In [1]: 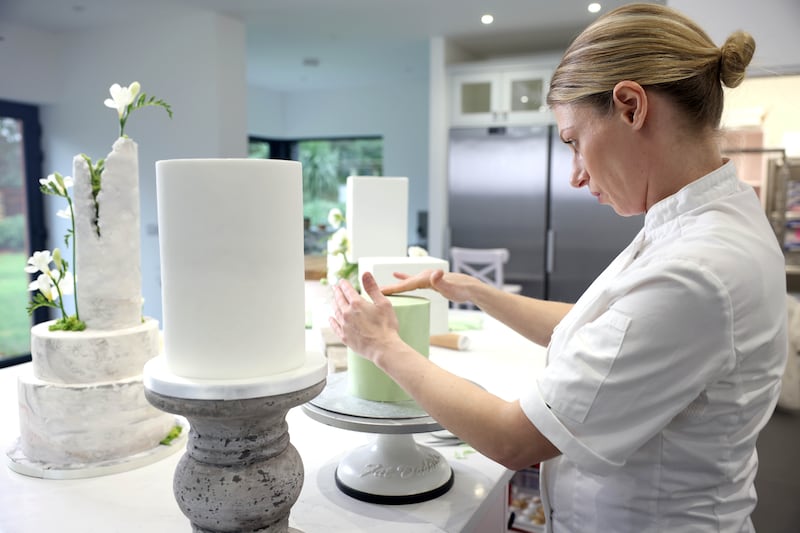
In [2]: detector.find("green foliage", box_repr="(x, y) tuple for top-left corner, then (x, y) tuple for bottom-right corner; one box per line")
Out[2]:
(0, 214), (25, 251)
(48, 314), (86, 332)
(0, 252), (32, 358)
(299, 141), (339, 202)
(248, 141), (270, 159)
(303, 198), (342, 228)
(26, 291), (58, 315)
(120, 93), (173, 138)
(160, 424), (183, 445)
(297, 138), (384, 227)
(80, 154), (105, 237)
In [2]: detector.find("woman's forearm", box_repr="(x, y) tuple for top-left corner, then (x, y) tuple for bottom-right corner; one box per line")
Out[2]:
(376, 342), (560, 470)
(466, 283), (574, 346)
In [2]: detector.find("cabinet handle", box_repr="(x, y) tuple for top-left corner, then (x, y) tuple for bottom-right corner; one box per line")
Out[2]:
(546, 229), (555, 274)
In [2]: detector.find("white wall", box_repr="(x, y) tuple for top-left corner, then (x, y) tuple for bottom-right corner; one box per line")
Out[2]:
(2, 10), (247, 323)
(248, 72), (431, 247)
(0, 23), (62, 104)
(247, 87), (287, 137)
(669, 0), (800, 75)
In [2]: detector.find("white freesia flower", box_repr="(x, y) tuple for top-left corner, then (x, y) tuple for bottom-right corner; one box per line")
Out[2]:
(104, 81), (141, 117)
(28, 274), (55, 301)
(327, 250), (346, 276)
(323, 219), (358, 288)
(39, 175), (61, 194)
(408, 246), (428, 257)
(24, 250), (53, 274)
(328, 227), (349, 254)
(327, 208), (344, 229)
(39, 173), (73, 196)
(56, 206), (72, 219)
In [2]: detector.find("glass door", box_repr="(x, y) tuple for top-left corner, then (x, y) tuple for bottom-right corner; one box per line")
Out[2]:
(0, 101), (45, 367)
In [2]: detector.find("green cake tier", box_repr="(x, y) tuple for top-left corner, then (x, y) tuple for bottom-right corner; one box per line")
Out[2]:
(347, 295), (430, 402)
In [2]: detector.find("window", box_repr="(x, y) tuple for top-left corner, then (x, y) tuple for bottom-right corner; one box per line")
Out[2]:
(248, 136), (383, 254)
(0, 101), (46, 367)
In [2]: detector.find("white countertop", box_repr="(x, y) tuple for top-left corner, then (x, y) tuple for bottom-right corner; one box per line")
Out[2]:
(1, 310), (546, 532)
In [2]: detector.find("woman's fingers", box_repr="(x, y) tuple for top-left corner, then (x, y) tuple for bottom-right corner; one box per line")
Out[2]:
(336, 278), (359, 303)
(382, 269), (441, 294)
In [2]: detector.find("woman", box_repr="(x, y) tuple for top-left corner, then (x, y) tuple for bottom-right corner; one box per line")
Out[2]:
(329, 3), (787, 531)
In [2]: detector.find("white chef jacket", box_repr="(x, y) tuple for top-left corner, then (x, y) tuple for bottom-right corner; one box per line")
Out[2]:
(521, 161), (788, 532)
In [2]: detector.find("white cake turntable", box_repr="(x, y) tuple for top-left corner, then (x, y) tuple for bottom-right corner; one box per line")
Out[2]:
(302, 371), (455, 504)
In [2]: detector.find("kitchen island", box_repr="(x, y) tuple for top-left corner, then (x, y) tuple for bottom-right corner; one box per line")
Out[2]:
(1, 309), (546, 532)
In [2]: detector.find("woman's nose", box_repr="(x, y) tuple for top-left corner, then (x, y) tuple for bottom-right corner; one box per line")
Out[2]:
(570, 154), (588, 188)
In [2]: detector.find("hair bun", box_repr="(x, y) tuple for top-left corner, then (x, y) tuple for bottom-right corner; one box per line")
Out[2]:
(720, 30), (755, 88)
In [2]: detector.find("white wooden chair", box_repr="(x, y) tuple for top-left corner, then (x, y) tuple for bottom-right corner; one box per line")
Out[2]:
(450, 247), (522, 309)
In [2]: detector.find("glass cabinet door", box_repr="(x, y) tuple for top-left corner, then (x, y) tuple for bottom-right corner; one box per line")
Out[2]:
(459, 80), (493, 114)
(508, 77), (544, 112)
(450, 67), (553, 127)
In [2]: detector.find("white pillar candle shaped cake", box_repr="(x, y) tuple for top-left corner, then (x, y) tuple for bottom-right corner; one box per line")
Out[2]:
(347, 295), (430, 402)
(156, 159), (306, 380)
(346, 176), (408, 262)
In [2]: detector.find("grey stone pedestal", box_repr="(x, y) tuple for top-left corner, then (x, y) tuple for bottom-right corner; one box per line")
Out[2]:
(145, 380), (325, 533)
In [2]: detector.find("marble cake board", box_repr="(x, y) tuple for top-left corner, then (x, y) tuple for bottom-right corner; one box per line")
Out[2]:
(5, 416), (188, 480)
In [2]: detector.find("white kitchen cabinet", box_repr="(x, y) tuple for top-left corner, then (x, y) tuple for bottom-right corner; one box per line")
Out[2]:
(450, 66), (554, 127)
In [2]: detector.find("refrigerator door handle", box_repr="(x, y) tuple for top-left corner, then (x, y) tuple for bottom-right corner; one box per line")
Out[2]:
(546, 229), (555, 274)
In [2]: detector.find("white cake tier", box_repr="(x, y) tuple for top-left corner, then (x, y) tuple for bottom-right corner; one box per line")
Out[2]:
(346, 176), (409, 262)
(17, 369), (175, 465)
(30, 318), (159, 384)
(73, 137), (143, 330)
(156, 159), (306, 380)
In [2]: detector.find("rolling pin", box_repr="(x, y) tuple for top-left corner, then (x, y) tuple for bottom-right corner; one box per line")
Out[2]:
(430, 333), (470, 351)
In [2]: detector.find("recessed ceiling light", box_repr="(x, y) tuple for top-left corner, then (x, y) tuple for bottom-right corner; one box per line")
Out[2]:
(588, 3), (602, 13)
(481, 14), (494, 25)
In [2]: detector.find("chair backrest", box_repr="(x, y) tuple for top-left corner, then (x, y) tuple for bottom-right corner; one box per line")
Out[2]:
(449, 247), (510, 289)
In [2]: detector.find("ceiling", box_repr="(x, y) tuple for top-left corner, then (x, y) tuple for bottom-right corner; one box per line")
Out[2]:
(1, 0), (663, 91)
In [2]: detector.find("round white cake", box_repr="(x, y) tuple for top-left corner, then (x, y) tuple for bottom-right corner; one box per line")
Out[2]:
(155, 159), (307, 380)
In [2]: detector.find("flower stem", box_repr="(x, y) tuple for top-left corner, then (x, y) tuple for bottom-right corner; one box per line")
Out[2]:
(119, 111), (128, 138)
(48, 270), (68, 321)
(66, 196), (80, 320)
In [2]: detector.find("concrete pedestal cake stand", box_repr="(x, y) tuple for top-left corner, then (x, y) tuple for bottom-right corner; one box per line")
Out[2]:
(302, 372), (454, 504)
(143, 352), (327, 533)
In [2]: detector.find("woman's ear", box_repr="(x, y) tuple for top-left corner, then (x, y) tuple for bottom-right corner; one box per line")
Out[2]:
(612, 81), (647, 130)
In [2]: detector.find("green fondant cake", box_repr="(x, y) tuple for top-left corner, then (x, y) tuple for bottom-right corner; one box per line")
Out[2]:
(347, 295), (430, 402)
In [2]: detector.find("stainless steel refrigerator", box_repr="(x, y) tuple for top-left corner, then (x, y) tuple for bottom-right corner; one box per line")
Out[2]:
(447, 126), (643, 303)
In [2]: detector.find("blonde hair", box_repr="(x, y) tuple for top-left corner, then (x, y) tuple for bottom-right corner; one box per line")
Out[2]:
(547, 3), (755, 130)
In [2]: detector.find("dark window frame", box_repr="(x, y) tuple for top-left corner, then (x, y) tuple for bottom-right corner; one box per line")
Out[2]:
(0, 99), (47, 368)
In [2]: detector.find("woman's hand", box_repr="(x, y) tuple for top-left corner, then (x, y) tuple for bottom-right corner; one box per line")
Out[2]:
(328, 272), (404, 365)
(381, 269), (480, 305)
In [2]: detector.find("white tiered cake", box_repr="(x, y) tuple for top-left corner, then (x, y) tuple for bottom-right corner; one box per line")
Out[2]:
(13, 138), (177, 475)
